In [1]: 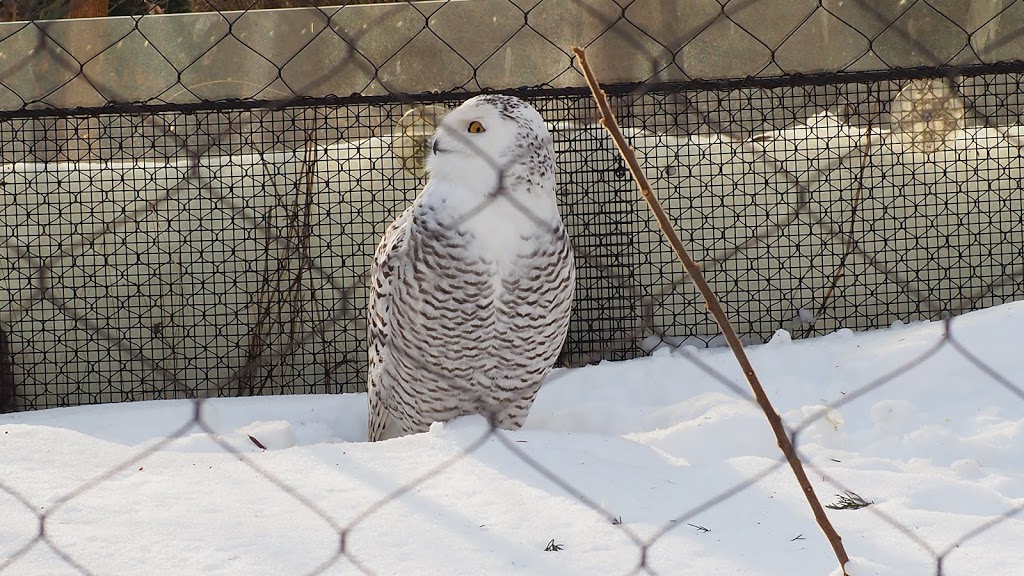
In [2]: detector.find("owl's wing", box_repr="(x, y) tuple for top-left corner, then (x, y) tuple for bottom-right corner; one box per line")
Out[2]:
(369, 204), (415, 354)
(367, 203), (416, 440)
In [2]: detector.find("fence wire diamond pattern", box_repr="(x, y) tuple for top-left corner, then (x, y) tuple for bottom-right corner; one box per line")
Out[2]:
(1, 1), (1024, 575)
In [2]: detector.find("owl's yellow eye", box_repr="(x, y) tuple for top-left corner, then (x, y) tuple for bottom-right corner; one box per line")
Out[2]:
(467, 121), (486, 133)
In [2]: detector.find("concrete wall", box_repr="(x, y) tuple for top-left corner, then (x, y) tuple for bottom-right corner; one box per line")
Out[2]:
(1, 0), (1021, 109)
(3, 116), (1022, 406)
(0, 136), (420, 405)
(632, 118), (1024, 344)
(3, 0), (1023, 162)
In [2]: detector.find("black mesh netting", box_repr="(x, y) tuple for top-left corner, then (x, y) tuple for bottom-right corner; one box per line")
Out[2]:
(3, 70), (1023, 410)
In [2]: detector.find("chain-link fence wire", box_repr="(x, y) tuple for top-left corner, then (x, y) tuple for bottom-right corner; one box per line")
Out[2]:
(1, 0), (401, 20)
(1, 0), (1023, 574)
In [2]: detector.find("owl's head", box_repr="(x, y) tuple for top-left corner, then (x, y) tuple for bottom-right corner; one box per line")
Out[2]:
(426, 95), (556, 198)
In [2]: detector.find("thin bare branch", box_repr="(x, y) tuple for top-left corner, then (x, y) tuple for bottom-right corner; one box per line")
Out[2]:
(572, 45), (851, 576)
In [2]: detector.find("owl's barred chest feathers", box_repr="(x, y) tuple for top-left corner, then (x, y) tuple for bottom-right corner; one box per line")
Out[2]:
(372, 203), (574, 438)
(408, 195), (570, 327)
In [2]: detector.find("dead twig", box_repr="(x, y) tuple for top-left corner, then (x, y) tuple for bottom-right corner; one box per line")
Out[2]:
(572, 46), (851, 576)
(802, 90), (879, 339)
(826, 491), (872, 511)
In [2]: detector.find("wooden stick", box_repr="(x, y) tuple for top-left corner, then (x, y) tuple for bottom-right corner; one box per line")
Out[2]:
(572, 46), (850, 575)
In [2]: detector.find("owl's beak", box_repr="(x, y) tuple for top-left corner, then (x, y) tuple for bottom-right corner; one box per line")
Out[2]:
(430, 136), (451, 155)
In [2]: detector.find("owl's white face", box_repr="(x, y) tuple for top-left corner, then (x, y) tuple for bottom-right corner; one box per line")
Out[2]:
(420, 95), (560, 250)
(425, 95), (553, 195)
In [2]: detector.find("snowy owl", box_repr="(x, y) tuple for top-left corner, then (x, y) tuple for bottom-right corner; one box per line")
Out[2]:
(367, 95), (576, 442)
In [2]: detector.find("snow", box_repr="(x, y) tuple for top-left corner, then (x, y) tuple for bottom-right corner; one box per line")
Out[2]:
(3, 301), (1023, 575)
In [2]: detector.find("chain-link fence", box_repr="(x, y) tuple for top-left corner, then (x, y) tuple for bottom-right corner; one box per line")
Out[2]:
(1, 1), (1023, 574)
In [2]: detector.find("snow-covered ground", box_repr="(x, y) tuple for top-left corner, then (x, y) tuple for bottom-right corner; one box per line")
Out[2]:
(2, 301), (1023, 575)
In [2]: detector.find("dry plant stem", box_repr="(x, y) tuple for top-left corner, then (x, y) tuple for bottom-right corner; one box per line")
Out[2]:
(572, 47), (851, 575)
(803, 125), (875, 339)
